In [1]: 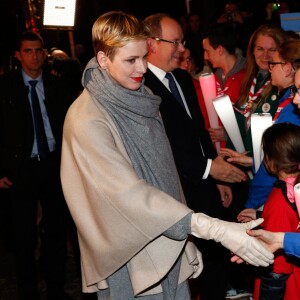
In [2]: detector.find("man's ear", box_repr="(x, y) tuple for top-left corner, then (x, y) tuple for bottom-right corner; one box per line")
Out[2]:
(96, 51), (109, 69)
(147, 37), (156, 53)
(15, 51), (21, 62)
(218, 45), (224, 56)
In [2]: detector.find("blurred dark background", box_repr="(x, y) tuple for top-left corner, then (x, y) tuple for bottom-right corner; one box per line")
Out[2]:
(0, 0), (264, 65)
(1, 0), (299, 69)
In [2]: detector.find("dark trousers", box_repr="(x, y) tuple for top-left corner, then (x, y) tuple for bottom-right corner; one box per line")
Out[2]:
(0, 189), (14, 250)
(194, 239), (229, 300)
(10, 153), (67, 300)
(260, 272), (289, 300)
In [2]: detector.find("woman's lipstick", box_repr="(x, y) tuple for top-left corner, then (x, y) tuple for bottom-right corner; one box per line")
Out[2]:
(132, 77), (143, 82)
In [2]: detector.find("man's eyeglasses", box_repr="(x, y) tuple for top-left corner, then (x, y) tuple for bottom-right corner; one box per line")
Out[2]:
(151, 37), (186, 48)
(268, 61), (286, 71)
(291, 86), (300, 96)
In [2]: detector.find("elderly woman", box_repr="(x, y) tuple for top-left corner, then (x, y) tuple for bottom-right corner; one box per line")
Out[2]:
(60, 11), (273, 300)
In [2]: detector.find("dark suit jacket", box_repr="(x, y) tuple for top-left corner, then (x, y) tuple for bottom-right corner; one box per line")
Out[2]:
(0, 68), (72, 181)
(145, 68), (226, 219)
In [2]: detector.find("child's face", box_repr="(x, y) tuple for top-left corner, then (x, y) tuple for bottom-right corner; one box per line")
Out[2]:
(179, 48), (195, 74)
(293, 68), (300, 109)
(269, 52), (286, 90)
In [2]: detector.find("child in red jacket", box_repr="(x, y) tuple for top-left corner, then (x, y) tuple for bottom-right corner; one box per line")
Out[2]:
(252, 123), (300, 300)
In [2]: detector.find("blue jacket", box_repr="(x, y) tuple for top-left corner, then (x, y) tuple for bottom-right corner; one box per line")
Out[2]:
(285, 233), (300, 259)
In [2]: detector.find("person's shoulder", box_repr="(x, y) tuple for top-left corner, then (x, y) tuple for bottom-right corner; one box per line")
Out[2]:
(172, 68), (190, 78)
(65, 89), (113, 138)
(0, 73), (9, 86)
(234, 68), (247, 80)
(0, 70), (24, 90)
(144, 67), (156, 79)
(42, 69), (72, 95)
(0, 69), (21, 82)
(65, 89), (89, 122)
(172, 68), (194, 84)
(67, 89), (98, 117)
(42, 69), (62, 82)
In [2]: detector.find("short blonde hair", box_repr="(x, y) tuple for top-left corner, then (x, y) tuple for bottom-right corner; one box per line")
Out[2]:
(92, 11), (149, 60)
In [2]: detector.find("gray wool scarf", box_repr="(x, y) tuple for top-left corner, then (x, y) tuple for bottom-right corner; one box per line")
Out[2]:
(82, 58), (183, 203)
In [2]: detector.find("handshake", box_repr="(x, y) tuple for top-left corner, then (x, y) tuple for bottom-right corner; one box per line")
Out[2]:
(191, 213), (274, 267)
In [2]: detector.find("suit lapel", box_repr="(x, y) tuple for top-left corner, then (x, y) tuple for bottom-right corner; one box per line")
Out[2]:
(144, 69), (192, 120)
(171, 69), (201, 121)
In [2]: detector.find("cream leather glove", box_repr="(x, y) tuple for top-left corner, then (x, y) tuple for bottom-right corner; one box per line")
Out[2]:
(191, 213), (274, 267)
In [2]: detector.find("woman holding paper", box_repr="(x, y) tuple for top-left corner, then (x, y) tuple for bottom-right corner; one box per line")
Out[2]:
(228, 24), (287, 156)
(222, 25), (287, 225)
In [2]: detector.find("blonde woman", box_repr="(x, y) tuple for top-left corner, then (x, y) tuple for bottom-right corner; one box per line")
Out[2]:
(60, 11), (273, 300)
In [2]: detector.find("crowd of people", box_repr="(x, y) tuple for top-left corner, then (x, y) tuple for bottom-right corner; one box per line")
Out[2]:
(0, 1), (300, 300)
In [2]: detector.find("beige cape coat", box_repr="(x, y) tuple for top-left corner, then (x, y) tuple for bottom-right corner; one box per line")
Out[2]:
(61, 89), (200, 296)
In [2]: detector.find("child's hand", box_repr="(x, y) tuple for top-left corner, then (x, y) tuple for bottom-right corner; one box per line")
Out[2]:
(219, 148), (252, 167)
(237, 208), (257, 223)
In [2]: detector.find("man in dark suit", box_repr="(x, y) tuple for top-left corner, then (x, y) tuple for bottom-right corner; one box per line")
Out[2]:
(144, 14), (246, 300)
(0, 31), (72, 300)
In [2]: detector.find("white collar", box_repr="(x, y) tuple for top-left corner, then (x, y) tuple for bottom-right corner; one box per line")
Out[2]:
(147, 62), (168, 82)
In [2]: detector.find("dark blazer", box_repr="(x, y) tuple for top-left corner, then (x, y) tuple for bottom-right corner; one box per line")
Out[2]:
(0, 68), (72, 181)
(144, 68), (226, 218)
